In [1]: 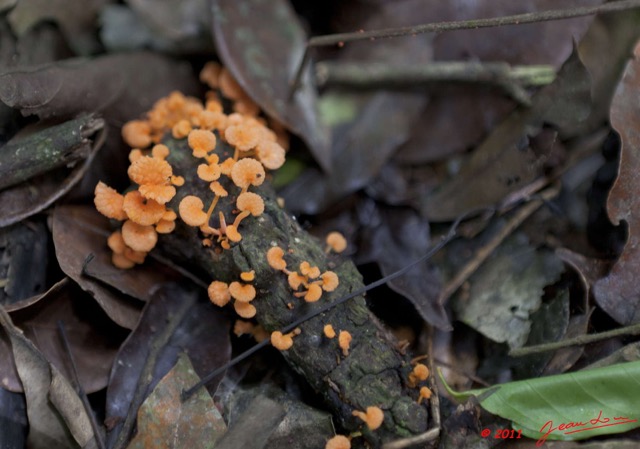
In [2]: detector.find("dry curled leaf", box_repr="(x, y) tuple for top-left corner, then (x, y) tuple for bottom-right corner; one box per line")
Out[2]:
(593, 41), (640, 325)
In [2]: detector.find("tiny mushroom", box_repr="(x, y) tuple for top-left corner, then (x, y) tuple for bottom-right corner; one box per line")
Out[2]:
(208, 281), (231, 307)
(326, 232), (347, 253)
(408, 363), (430, 388)
(339, 331), (352, 356)
(418, 386), (432, 404)
(352, 406), (384, 431)
(122, 120), (152, 148)
(240, 270), (255, 282)
(325, 435), (351, 449)
(229, 281), (256, 303)
(323, 324), (336, 339)
(256, 140), (286, 170)
(234, 301), (256, 319)
(270, 328), (301, 351)
(121, 220), (158, 253)
(188, 129), (217, 158)
(230, 157), (265, 193)
(267, 246), (287, 271)
(122, 191), (166, 226)
(319, 271), (339, 292)
(94, 182), (127, 221)
(179, 196), (208, 227)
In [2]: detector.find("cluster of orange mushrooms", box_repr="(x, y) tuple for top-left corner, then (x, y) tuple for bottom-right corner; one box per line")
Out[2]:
(94, 63), (430, 449)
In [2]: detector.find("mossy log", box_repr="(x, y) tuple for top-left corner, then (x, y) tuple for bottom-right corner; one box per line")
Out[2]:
(158, 135), (429, 447)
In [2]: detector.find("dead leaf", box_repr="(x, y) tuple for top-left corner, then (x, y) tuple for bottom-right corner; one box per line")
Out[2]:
(127, 353), (227, 449)
(211, 0), (330, 171)
(423, 45), (591, 221)
(0, 386), (27, 449)
(452, 232), (564, 349)
(105, 284), (231, 447)
(4, 280), (127, 394)
(7, 0), (111, 54)
(0, 116), (104, 229)
(593, 42), (640, 325)
(0, 307), (97, 449)
(214, 395), (285, 449)
(0, 220), (48, 310)
(53, 205), (181, 304)
(52, 206), (143, 330)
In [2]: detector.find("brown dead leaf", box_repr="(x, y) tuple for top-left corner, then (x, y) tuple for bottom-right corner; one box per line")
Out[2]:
(593, 41), (640, 325)
(52, 206), (143, 330)
(211, 0), (330, 171)
(0, 307), (97, 449)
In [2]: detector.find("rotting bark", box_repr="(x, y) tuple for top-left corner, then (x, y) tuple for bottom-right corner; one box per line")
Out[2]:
(157, 136), (429, 447)
(0, 115), (102, 190)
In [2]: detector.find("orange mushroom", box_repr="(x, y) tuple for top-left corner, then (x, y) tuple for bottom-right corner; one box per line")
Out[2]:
(418, 386), (432, 404)
(121, 220), (158, 252)
(230, 157), (265, 193)
(323, 324), (336, 339)
(240, 271), (255, 282)
(267, 246), (287, 271)
(256, 140), (286, 170)
(179, 195), (208, 227)
(229, 281), (256, 303)
(319, 271), (339, 292)
(122, 191), (166, 226)
(299, 261), (320, 279)
(352, 406), (384, 431)
(325, 435), (351, 449)
(233, 301), (256, 319)
(208, 281), (231, 307)
(94, 182), (127, 221)
(339, 330), (352, 356)
(151, 144), (170, 160)
(270, 328), (301, 351)
(218, 67), (245, 100)
(225, 124), (260, 153)
(188, 129), (217, 158)
(326, 232), (347, 253)
(122, 120), (152, 148)
(408, 363), (430, 388)
(172, 119), (192, 139)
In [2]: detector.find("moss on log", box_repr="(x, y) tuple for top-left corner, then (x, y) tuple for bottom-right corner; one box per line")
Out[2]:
(157, 135), (428, 447)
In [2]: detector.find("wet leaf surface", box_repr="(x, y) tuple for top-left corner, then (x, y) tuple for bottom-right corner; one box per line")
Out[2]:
(0, 220), (48, 310)
(0, 307), (96, 449)
(211, 0), (330, 170)
(127, 353), (227, 449)
(452, 232), (564, 349)
(52, 206), (144, 330)
(593, 42), (640, 325)
(105, 284), (231, 447)
(423, 46), (591, 221)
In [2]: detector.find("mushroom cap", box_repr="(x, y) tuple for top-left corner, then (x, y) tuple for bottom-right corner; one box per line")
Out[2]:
(419, 386), (432, 400)
(256, 140), (286, 170)
(321, 271), (339, 292)
(304, 283), (323, 302)
(218, 67), (245, 100)
(151, 144), (170, 160)
(123, 190), (166, 226)
(233, 319), (255, 337)
(220, 157), (236, 176)
(338, 330), (352, 355)
(208, 281), (231, 307)
(123, 247), (146, 264)
(299, 262), (320, 279)
(325, 435), (351, 449)
(198, 110), (226, 130)
(225, 124), (260, 152)
(270, 331), (294, 351)
(112, 252), (136, 269)
(121, 220), (158, 252)
(323, 324), (336, 339)
(240, 271), (255, 282)
(179, 195), (208, 227)
(155, 219), (176, 234)
(267, 246), (287, 271)
(139, 184), (176, 205)
(288, 272), (306, 290)
(122, 120), (152, 148)
(233, 301), (256, 319)
(236, 192), (265, 216)
(225, 224), (242, 242)
(94, 182), (127, 221)
(412, 363), (429, 381)
(197, 163), (221, 182)
(210, 181), (228, 197)
(326, 232), (347, 253)
(128, 156), (173, 186)
(231, 157), (265, 189)
(352, 406), (384, 431)
(107, 231), (126, 255)
(229, 281), (256, 303)
(200, 61), (222, 89)
(188, 129), (217, 157)
(172, 119), (192, 139)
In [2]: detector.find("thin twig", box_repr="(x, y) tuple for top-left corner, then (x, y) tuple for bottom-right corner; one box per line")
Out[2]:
(113, 294), (197, 449)
(57, 321), (106, 449)
(316, 62), (555, 105)
(509, 322), (640, 357)
(181, 208), (487, 401)
(438, 185), (559, 306)
(288, 0), (640, 98)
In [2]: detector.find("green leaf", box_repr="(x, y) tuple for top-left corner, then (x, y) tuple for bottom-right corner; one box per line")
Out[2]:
(439, 361), (640, 444)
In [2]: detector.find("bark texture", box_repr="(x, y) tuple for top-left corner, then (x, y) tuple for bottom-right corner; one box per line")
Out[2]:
(158, 135), (428, 446)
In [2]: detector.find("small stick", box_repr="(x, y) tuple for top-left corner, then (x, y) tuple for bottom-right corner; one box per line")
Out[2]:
(57, 320), (106, 449)
(288, 0), (640, 98)
(509, 322), (640, 357)
(437, 185), (559, 306)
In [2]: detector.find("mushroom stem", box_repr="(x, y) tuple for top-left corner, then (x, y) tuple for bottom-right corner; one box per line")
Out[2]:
(204, 195), (221, 224)
(233, 210), (251, 228)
